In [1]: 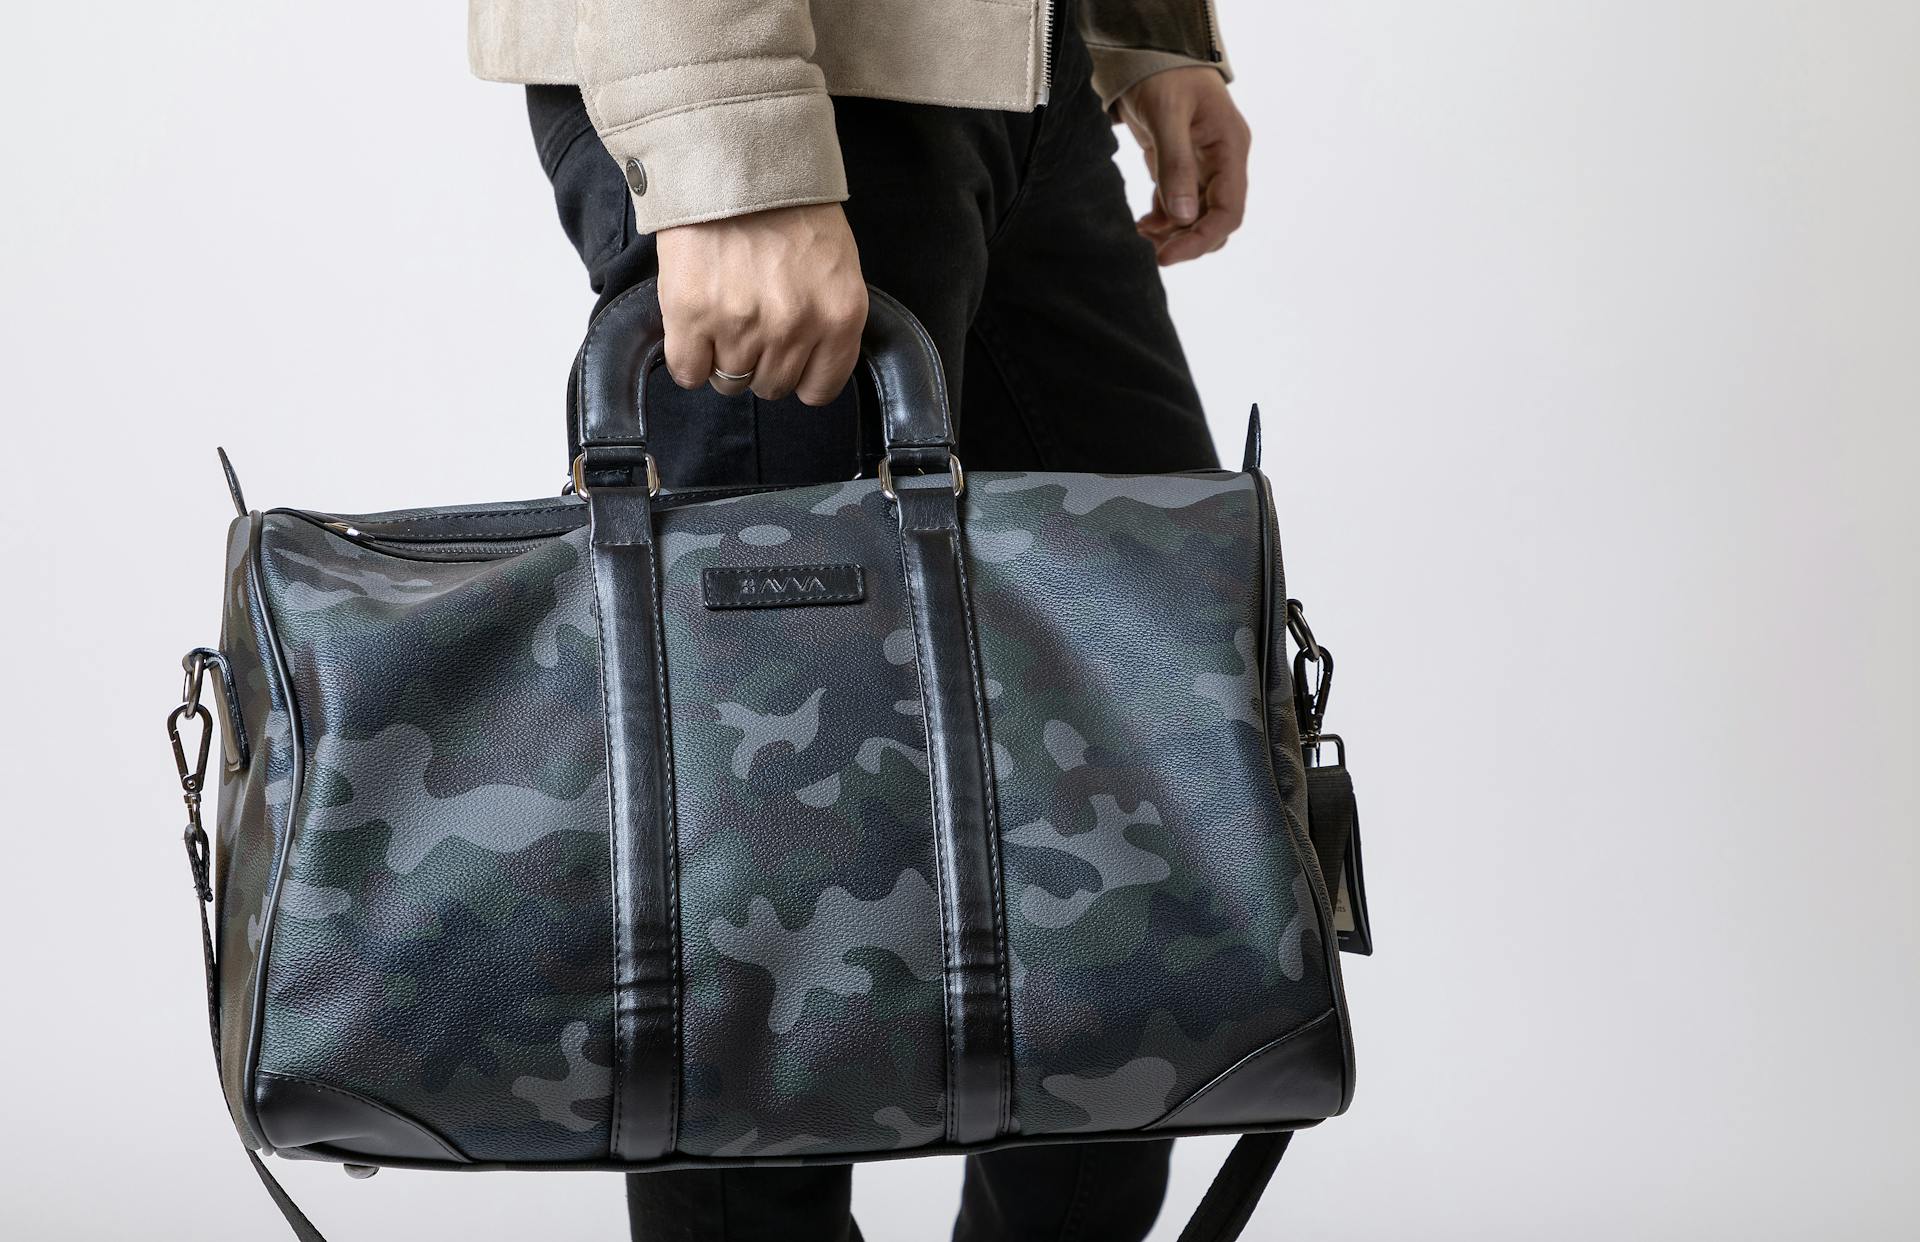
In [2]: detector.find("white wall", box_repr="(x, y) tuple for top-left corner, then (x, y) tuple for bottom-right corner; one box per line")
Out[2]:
(2, 3), (1914, 1238)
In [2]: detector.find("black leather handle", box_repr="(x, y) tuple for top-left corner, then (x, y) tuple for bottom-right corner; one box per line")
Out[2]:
(570, 278), (955, 458)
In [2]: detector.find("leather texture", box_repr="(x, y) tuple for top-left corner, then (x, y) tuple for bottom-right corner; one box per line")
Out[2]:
(893, 476), (1014, 1145)
(1146, 1011), (1351, 1130)
(256, 1072), (470, 1162)
(207, 279), (1352, 1181)
(586, 462), (682, 1162)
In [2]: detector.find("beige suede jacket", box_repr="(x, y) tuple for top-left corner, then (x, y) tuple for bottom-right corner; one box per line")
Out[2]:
(470, 0), (1230, 231)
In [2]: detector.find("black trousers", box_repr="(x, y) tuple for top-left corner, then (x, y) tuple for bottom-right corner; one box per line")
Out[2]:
(528, 10), (1208, 1238)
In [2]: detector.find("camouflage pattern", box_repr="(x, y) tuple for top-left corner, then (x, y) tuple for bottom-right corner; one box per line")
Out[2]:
(656, 483), (947, 1158)
(252, 517), (615, 1161)
(963, 473), (1336, 1134)
(213, 470), (1344, 1166)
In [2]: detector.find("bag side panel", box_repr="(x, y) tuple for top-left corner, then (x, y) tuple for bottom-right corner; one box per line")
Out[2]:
(214, 514), (297, 1147)
(658, 482), (950, 1158)
(963, 472), (1341, 1135)
(1254, 471), (1355, 1111)
(252, 517), (617, 1162)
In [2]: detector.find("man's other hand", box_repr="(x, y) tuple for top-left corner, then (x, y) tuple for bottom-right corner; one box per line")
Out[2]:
(655, 203), (867, 405)
(1115, 68), (1251, 265)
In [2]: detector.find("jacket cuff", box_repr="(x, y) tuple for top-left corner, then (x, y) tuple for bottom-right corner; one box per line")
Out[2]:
(595, 90), (849, 233)
(1087, 46), (1234, 114)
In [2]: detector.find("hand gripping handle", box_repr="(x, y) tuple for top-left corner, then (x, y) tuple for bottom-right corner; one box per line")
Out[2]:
(568, 278), (958, 482)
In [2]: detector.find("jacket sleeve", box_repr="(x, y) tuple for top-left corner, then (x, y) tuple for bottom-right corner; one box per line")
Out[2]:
(573, 0), (848, 232)
(1078, 0), (1235, 112)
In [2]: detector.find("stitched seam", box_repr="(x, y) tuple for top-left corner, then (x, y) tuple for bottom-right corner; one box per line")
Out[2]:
(868, 288), (955, 446)
(706, 593), (865, 605)
(586, 537), (626, 1157)
(583, 53), (818, 87)
(700, 563), (863, 572)
(1081, 39), (1212, 57)
(596, 88), (823, 140)
(894, 517), (958, 1144)
(644, 550), (686, 1151)
(826, 82), (1029, 111)
(634, 192), (847, 231)
(878, 337), (958, 1144)
(305, 503), (582, 527)
(949, 530), (1015, 1134)
(255, 1071), (469, 1162)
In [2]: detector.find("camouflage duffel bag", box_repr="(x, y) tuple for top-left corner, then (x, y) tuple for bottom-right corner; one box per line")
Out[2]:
(171, 279), (1364, 1240)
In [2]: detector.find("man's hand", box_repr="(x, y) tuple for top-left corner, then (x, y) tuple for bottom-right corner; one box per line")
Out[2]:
(1115, 68), (1252, 265)
(655, 203), (867, 405)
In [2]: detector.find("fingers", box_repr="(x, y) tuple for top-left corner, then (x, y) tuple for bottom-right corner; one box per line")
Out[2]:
(655, 203), (866, 405)
(1149, 124), (1250, 265)
(662, 306), (717, 394)
(1151, 160), (1248, 264)
(794, 330), (861, 408)
(1117, 68), (1253, 266)
(1148, 101), (1203, 228)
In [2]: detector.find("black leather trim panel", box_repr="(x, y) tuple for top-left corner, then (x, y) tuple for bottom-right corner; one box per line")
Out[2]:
(586, 460), (683, 1161)
(256, 1071), (471, 1163)
(1145, 1011), (1347, 1131)
(893, 478), (1014, 1145)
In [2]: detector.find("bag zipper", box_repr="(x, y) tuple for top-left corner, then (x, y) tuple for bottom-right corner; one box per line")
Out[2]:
(313, 519), (560, 562)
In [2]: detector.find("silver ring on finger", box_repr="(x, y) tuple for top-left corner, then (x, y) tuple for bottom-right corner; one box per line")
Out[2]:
(711, 366), (754, 383)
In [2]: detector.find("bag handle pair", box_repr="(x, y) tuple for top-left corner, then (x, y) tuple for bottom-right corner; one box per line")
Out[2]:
(567, 278), (962, 496)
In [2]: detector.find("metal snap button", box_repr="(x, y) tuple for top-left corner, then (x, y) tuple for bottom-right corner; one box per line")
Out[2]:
(624, 158), (648, 196)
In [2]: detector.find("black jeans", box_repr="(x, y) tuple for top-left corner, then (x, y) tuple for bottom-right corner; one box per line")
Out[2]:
(528, 9), (1206, 1238)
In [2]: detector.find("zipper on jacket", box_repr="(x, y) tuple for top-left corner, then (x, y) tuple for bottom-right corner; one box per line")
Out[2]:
(1037, 0), (1056, 106)
(1201, 0), (1223, 62)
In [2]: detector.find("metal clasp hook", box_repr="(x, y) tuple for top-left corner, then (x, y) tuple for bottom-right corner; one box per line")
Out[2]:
(170, 656), (215, 902)
(1287, 599), (1336, 761)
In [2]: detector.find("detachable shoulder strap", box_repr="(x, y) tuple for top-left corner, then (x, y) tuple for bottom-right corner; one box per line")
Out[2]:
(1178, 1132), (1294, 1242)
(184, 796), (1288, 1242)
(193, 875), (330, 1241)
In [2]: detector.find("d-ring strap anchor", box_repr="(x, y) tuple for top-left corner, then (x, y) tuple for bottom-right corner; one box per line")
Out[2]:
(878, 452), (965, 501)
(572, 451), (660, 498)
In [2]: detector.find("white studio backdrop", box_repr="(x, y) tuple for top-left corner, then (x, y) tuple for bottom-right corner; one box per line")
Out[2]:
(3, 3), (1915, 1238)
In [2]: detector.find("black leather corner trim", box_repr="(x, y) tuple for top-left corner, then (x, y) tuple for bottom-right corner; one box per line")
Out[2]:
(893, 478), (1013, 1145)
(1146, 1010), (1348, 1131)
(256, 1071), (470, 1162)
(1240, 404), (1262, 473)
(586, 479), (682, 1161)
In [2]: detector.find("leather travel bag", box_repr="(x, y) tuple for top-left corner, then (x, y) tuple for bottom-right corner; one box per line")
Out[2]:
(169, 281), (1369, 1240)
